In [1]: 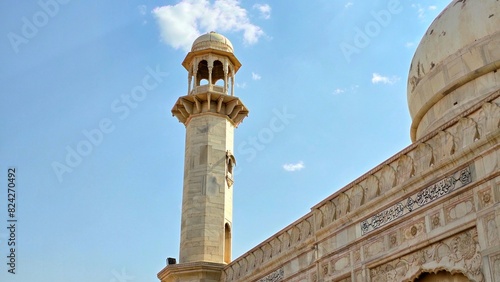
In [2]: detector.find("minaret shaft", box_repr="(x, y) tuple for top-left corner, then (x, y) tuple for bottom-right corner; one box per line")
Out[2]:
(180, 115), (234, 263)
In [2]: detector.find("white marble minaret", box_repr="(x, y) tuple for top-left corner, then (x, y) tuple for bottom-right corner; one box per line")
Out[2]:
(158, 32), (248, 282)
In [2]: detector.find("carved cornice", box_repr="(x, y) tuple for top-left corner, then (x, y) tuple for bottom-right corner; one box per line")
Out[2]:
(172, 91), (249, 127)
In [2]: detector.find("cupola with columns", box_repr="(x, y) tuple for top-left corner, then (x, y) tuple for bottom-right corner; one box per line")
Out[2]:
(172, 31), (249, 126)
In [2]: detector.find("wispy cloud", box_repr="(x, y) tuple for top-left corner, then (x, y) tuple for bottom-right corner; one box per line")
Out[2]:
(345, 2), (354, 8)
(333, 88), (345, 95)
(283, 161), (305, 172)
(332, 85), (359, 95)
(138, 5), (147, 15)
(152, 0), (265, 51)
(371, 73), (399, 85)
(411, 4), (438, 20)
(138, 5), (148, 24)
(405, 41), (415, 48)
(236, 82), (247, 88)
(253, 3), (271, 19)
(252, 72), (261, 80)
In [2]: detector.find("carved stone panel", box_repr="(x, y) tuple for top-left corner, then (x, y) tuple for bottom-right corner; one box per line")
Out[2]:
(361, 175), (380, 202)
(427, 131), (455, 164)
(375, 165), (396, 194)
(364, 237), (385, 260)
(396, 155), (415, 185)
(453, 118), (479, 150)
(402, 219), (425, 241)
(476, 102), (500, 138)
(370, 228), (484, 282)
(477, 187), (493, 210)
(347, 184), (365, 211)
(409, 143), (434, 175)
(331, 193), (350, 219)
(444, 196), (475, 224)
(483, 212), (500, 247)
(430, 212), (442, 231)
(489, 253), (500, 280)
(330, 252), (351, 274)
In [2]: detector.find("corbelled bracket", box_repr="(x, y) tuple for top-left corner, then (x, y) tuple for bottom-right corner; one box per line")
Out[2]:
(172, 92), (249, 127)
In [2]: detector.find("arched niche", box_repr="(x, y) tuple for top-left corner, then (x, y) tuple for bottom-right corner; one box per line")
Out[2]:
(413, 270), (469, 282)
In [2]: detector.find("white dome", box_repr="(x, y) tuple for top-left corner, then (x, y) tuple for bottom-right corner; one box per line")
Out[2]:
(191, 31), (234, 53)
(407, 0), (500, 141)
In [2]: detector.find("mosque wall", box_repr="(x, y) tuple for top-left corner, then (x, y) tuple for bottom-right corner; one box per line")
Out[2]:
(222, 93), (500, 281)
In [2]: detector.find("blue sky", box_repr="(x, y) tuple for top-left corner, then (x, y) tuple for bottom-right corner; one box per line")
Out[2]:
(0, 0), (450, 281)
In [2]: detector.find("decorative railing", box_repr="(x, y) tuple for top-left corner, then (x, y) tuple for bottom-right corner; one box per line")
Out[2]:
(191, 85), (225, 95)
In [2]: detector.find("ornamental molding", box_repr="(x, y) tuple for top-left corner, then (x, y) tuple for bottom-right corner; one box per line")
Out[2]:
(258, 268), (284, 282)
(361, 166), (473, 235)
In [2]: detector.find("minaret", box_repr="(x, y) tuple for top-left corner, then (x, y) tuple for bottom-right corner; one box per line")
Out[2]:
(158, 32), (248, 282)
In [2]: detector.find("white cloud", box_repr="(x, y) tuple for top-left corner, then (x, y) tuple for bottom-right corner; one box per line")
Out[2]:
(411, 3), (425, 19)
(152, 0), (265, 51)
(333, 88), (345, 95)
(411, 4), (438, 20)
(371, 73), (399, 85)
(283, 161), (305, 172)
(236, 82), (246, 88)
(252, 72), (261, 80)
(345, 2), (353, 8)
(253, 3), (271, 19)
(333, 85), (359, 95)
(405, 41), (415, 48)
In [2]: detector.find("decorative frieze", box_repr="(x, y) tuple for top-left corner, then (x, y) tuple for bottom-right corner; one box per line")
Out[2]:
(361, 166), (473, 235)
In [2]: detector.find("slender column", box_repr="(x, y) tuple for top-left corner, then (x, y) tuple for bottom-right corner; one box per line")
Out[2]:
(193, 62), (198, 93)
(230, 70), (235, 96)
(188, 71), (192, 95)
(223, 60), (229, 95)
(208, 66), (213, 91)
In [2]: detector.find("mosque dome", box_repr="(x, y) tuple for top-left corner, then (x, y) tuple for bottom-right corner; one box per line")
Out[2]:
(191, 31), (234, 53)
(407, 0), (500, 142)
